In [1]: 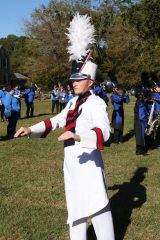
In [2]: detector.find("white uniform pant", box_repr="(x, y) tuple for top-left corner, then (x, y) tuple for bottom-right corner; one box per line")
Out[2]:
(69, 205), (115, 240)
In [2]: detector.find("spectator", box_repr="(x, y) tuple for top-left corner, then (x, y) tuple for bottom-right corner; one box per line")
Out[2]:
(14, 85), (21, 118)
(59, 86), (66, 112)
(0, 85), (7, 121)
(51, 84), (60, 114)
(4, 86), (20, 138)
(24, 85), (35, 118)
(65, 84), (73, 105)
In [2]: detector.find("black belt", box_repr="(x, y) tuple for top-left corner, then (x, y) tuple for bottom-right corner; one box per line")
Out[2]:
(64, 139), (75, 148)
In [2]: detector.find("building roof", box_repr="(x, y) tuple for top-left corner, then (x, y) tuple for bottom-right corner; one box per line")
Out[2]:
(12, 72), (28, 80)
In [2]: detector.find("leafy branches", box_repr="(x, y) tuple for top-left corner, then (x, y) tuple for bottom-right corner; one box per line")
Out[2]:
(1, 0), (160, 88)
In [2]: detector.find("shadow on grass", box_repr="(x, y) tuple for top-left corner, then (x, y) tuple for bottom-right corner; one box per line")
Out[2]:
(122, 129), (134, 143)
(20, 113), (52, 119)
(109, 167), (147, 240)
(146, 135), (160, 151)
(87, 167), (147, 240)
(104, 132), (114, 147)
(104, 130), (134, 147)
(0, 136), (14, 141)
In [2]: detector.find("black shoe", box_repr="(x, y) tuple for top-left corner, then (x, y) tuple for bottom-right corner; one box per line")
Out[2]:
(1, 136), (13, 140)
(136, 151), (147, 156)
(113, 141), (120, 144)
(136, 152), (141, 155)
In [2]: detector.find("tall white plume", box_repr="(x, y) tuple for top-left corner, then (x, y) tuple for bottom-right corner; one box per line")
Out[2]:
(66, 13), (96, 62)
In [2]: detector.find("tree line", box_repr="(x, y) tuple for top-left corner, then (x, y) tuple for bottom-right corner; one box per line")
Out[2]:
(0, 0), (160, 89)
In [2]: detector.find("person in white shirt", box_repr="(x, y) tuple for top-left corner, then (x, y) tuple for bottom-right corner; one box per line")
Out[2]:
(14, 71), (114, 240)
(14, 13), (114, 240)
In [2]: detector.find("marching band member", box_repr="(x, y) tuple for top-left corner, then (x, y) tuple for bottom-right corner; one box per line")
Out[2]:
(14, 14), (114, 240)
(144, 91), (155, 150)
(152, 82), (160, 141)
(134, 88), (148, 155)
(110, 83), (130, 144)
(93, 83), (108, 104)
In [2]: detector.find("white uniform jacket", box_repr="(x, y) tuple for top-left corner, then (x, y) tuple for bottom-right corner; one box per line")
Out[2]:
(29, 94), (111, 224)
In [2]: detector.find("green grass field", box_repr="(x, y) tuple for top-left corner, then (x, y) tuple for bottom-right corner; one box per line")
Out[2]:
(0, 97), (160, 240)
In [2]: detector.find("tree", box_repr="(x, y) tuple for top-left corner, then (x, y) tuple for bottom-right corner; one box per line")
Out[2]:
(124, 0), (160, 76)
(2, 0), (160, 88)
(126, 0), (160, 41)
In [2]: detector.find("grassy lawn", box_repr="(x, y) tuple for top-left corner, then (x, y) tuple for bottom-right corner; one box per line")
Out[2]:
(0, 97), (160, 240)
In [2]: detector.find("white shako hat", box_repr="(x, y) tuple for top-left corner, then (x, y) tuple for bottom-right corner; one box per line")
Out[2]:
(66, 13), (97, 81)
(70, 55), (97, 81)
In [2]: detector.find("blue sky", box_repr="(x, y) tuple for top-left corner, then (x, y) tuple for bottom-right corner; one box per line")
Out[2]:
(0, 0), (124, 38)
(0, 0), (50, 38)
(0, 0), (100, 38)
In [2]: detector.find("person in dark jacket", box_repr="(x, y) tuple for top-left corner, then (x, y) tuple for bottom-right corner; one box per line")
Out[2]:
(4, 86), (20, 138)
(110, 83), (130, 143)
(152, 82), (160, 141)
(144, 94), (155, 150)
(134, 90), (148, 155)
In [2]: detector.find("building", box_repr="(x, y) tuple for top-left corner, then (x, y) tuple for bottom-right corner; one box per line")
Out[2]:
(10, 72), (28, 87)
(0, 45), (10, 85)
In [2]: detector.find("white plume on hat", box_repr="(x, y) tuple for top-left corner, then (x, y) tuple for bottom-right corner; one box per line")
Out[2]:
(66, 13), (96, 62)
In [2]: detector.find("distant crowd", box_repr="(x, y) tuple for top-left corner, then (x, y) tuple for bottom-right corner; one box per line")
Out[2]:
(0, 82), (108, 139)
(50, 83), (108, 114)
(0, 80), (160, 156)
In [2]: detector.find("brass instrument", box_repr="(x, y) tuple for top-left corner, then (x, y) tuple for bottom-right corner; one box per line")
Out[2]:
(145, 102), (155, 136)
(145, 101), (160, 135)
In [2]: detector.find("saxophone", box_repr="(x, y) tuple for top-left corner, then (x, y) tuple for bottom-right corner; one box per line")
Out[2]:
(145, 102), (155, 136)
(145, 102), (160, 136)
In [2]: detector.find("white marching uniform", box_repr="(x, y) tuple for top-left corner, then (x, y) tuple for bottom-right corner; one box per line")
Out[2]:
(29, 94), (111, 225)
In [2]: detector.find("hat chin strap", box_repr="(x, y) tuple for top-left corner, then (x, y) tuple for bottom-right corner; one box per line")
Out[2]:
(87, 74), (91, 80)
